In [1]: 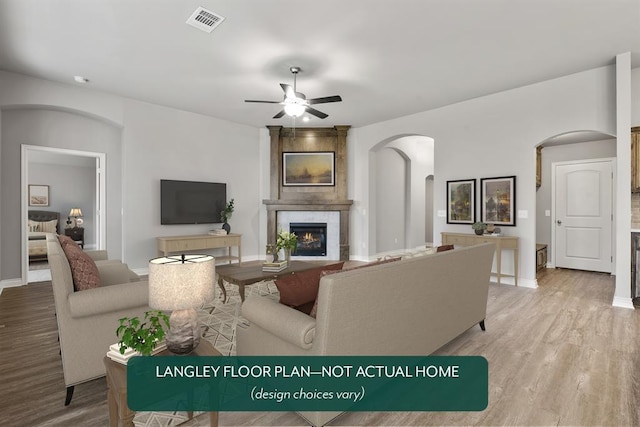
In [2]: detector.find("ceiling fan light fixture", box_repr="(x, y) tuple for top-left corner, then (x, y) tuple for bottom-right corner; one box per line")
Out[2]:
(283, 101), (306, 117)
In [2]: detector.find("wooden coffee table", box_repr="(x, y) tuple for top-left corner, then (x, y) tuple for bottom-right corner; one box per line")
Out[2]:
(103, 340), (221, 427)
(216, 260), (319, 302)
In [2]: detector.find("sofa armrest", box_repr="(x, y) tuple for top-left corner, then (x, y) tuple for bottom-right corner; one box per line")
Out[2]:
(96, 259), (141, 282)
(241, 297), (316, 350)
(86, 250), (108, 261)
(68, 280), (149, 318)
(97, 263), (135, 287)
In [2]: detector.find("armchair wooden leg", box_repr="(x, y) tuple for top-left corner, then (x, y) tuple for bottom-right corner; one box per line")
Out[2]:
(479, 320), (486, 331)
(64, 386), (75, 406)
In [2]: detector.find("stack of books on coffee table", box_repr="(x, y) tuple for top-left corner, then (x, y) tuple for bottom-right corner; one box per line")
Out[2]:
(262, 260), (288, 272)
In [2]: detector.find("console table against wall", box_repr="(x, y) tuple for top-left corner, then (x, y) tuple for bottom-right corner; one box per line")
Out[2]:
(441, 232), (519, 286)
(156, 233), (242, 264)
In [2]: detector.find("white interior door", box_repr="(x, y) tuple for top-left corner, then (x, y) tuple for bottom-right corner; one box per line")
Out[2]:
(553, 159), (613, 273)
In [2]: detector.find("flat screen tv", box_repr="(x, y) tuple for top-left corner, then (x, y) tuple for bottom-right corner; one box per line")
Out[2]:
(161, 180), (226, 225)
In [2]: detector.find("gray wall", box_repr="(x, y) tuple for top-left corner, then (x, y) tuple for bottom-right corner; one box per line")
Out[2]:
(29, 162), (96, 246)
(350, 65), (618, 287)
(535, 138), (617, 263)
(1, 107), (122, 280)
(375, 147), (406, 253)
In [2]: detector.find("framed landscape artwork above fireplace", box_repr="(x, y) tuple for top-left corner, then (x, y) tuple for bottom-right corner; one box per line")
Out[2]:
(283, 152), (335, 186)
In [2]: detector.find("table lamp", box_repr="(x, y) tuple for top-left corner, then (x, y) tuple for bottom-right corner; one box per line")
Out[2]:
(148, 254), (215, 355)
(69, 208), (83, 227)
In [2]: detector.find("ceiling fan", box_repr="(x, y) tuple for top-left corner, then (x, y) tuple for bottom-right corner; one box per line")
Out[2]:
(245, 66), (342, 119)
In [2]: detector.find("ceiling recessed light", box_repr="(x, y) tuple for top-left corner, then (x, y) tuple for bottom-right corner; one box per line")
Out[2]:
(302, 116), (310, 122)
(73, 75), (89, 83)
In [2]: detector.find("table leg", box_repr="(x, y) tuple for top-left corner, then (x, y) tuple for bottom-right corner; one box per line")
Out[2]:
(496, 246), (502, 285)
(217, 276), (228, 303)
(210, 411), (219, 427)
(106, 376), (118, 427)
(239, 284), (245, 302)
(514, 247), (519, 286)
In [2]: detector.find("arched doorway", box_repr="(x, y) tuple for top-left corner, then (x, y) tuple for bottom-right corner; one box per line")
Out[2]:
(534, 130), (616, 274)
(370, 135), (434, 256)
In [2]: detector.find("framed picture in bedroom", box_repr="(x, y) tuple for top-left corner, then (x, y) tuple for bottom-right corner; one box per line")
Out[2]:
(28, 185), (50, 207)
(282, 151), (335, 186)
(480, 175), (516, 226)
(446, 179), (476, 224)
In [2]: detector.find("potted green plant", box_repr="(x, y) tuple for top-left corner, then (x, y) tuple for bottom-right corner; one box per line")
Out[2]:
(220, 198), (235, 234)
(116, 310), (170, 356)
(276, 229), (298, 261)
(471, 221), (487, 235)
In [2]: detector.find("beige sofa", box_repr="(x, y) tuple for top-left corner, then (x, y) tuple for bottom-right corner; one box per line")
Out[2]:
(46, 234), (150, 405)
(237, 243), (495, 427)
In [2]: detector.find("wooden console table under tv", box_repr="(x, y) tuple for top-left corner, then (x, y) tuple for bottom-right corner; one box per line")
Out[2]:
(156, 233), (241, 264)
(441, 232), (519, 286)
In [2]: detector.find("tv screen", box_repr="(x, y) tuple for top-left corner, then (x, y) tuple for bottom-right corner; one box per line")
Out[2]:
(161, 180), (226, 225)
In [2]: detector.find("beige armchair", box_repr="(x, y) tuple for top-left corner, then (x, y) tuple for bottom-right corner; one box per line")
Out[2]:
(46, 234), (149, 405)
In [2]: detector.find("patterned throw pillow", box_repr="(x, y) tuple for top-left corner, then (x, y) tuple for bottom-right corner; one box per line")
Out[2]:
(60, 237), (101, 291)
(436, 244), (454, 252)
(309, 257), (401, 318)
(275, 262), (344, 308)
(57, 234), (76, 248)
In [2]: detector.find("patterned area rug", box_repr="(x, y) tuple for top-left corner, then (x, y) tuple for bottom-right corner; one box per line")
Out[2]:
(133, 279), (280, 426)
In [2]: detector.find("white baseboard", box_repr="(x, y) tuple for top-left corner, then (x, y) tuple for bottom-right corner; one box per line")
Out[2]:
(490, 275), (537, 289)
(612, 296), (635, 309)
(0, 278), (24, 291)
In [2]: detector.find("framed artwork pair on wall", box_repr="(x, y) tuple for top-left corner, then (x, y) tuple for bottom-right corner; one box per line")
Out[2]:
(446, 176), (516, 226)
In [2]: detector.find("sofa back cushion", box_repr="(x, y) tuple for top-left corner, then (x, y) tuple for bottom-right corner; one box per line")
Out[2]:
(275, 262), (344, 309)
(309, 257), (401, 318)
(60, 237), (101, 291)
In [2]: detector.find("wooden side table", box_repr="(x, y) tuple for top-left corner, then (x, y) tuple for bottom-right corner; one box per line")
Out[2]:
(103, 340), (220, 427)
(441, 232), (519, 286)
(64, 227), (85, 248)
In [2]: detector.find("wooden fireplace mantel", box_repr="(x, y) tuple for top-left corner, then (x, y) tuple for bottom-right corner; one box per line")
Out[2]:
(264, 126), (352, 260)
(263, 199), (353, 211)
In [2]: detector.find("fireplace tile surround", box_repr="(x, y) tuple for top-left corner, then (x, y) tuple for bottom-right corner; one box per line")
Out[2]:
(280, 213), (336, 259)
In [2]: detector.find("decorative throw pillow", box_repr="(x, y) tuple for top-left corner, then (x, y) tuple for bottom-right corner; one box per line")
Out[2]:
(309, 257), (401, 318)
(437, 244), (454, 252)
(58, 234), (76, 249)
(62, 239), (101, 291)
(39, 219), (58, 233)
(275, 262), (344, 308)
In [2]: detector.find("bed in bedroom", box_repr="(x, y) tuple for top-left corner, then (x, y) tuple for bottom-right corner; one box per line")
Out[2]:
(28, 210), (61, 262)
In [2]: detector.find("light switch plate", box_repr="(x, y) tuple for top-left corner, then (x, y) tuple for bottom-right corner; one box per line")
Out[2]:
(545, 210), (551, 217)
(437, 210), (446, 218)
(517, 210), (528, 219)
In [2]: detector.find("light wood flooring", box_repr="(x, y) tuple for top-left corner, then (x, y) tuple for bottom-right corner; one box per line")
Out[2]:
(1, 268), (639, 426)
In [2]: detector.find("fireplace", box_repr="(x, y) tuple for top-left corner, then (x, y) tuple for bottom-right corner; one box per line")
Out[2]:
(290, 223), (327, 256)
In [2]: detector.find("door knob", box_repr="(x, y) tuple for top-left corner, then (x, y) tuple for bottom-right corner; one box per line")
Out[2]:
(557, 220), (562, 225)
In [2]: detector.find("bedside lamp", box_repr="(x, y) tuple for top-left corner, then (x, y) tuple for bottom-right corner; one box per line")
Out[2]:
(148, 254), (215, 355)
(69, 208), (83, 227)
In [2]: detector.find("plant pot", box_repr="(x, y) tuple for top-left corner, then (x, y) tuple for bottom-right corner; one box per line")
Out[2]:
(222, 223), (231, 234)
(475, 229), (484, 235)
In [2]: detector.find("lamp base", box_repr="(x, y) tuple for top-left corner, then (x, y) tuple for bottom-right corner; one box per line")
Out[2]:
(166, 308), (201, 355)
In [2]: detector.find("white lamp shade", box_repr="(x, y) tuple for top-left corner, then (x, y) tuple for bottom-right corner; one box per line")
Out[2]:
(148, 255), (215, 311)
(69, 208), (83, 217)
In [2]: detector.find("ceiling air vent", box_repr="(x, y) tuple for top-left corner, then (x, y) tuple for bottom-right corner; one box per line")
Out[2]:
(186, 7), (225, 33)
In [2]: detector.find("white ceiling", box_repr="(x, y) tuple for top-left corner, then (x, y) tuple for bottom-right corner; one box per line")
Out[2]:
(0, 0), (638, 128)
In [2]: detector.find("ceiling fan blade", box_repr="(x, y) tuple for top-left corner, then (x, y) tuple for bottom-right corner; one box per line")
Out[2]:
(245, 100), (281, 104)
(273, 110), (286, 119)
(308, 95), (342, 105)
(280, 83), (296, 99)
(305, 106), (328, 119)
